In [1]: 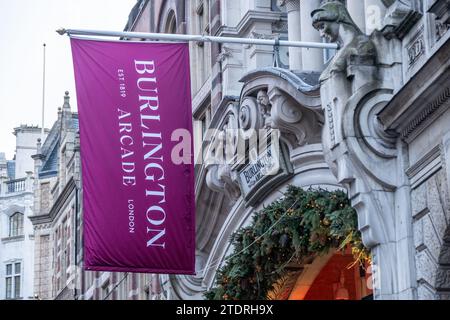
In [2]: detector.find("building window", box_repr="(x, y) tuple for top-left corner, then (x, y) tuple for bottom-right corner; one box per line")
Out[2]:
(196, 0), (204, 34)
(5, 262), (21, 299)
(165, 10), (177, 34)
(9, 212), (24, 237)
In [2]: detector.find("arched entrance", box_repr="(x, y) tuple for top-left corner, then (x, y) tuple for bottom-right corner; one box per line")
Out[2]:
(267, 249), (373, 300)
(287, 250), (373, 300)
(205, 186), (371, 300)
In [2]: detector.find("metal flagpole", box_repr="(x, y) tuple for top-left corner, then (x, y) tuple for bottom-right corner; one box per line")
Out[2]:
(41, 43), (46, 141)
(56, 28), (337, 50)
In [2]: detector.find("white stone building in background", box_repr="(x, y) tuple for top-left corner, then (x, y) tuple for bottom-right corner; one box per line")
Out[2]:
(0, 125), (47, 300)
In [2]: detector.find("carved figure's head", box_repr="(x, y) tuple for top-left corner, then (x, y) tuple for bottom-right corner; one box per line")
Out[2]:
(256, 90), (269, 107)
(311, 1), (360, 42)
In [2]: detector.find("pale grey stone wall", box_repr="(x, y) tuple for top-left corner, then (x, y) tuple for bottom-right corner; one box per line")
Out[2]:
(33, 231), (52, 299)
(411, 150), (450, 299)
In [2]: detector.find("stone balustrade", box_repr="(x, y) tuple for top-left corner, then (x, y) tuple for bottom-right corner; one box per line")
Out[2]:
(0, 172), (34, 196)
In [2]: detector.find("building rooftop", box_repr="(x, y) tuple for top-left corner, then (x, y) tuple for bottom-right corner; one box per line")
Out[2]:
(13, 124), (49, 136)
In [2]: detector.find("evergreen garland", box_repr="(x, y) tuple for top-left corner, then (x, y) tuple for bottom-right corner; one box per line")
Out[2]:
(204, 185), (370, 300)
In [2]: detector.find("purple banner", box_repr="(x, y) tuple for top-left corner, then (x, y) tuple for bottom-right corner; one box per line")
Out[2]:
(71, 38), (195, 274)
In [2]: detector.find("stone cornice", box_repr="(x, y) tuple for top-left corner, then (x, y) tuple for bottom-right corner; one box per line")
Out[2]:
(406, 145), (441, 179)
(48, 177), (77, 221)
(0, 191), (33, 200)
(29, 177), (77, 226)
(239, 68), (320, 95)
(401, 87), (450, 142)
(378, 37), (450, 141)
(28, 213), (52, 226)
(1, 235), (25, 244)
(428, 0), (450, 23)
(405, 144), (442, 188)
(31, 153), (45, 161)
(32, 223), (52, 230)
(382, 0), (423, 39)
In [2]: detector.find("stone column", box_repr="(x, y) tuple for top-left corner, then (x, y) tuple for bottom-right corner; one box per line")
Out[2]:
(300, 0), (323, 71)
(347, 0), (366, 34)
(281, 0), (302, 71)
(364, 0), (387, 34)
(25, 171), (33, 192)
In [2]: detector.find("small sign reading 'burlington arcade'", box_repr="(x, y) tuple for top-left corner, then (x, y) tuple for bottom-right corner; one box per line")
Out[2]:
(239, 146), (280, 195)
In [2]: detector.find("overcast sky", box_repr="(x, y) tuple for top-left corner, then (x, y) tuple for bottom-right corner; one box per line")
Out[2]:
(0, 0), (137, 159)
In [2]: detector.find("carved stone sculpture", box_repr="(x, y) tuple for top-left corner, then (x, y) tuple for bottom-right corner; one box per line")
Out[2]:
(312, 1), (415, 299)
(256, 90), (273, 128)
(311, 1), (377, 82)
(205, 106), (242, 201)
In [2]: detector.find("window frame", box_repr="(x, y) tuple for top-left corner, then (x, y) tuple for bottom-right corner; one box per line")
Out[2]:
(9, 212), (24, 237)
(5, 262), (21, 299)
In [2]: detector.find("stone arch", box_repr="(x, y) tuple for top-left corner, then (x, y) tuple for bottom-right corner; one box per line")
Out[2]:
(271, 251), (334, 300)
(165, 10), (177, 33)
(202, 186), (369, 300)
(271, 249), (373, 300)
(3, 204), (25, 217)
(156, 0), (185, 34)
(166, 68), (343, 300)
(1, 205), (25, 238)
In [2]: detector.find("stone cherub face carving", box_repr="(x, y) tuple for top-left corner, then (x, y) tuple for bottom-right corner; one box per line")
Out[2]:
(256, 90), (273, 129)
(256, 90), (270, 115)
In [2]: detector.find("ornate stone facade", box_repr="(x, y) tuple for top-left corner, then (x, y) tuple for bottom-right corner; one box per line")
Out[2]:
(315, 0), (450, 299)
(32, 0), (446, 300)
(29, 92), (81, 300)
(120, 0), (450, 300)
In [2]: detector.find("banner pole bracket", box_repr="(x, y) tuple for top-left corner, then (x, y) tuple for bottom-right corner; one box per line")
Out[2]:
(57, 28), (338, 50)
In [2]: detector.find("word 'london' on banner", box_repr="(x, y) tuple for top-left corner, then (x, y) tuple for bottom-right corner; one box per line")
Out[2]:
(70, 38), (195, 274)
